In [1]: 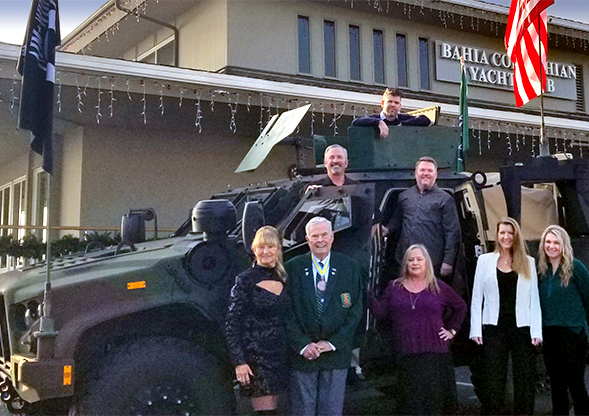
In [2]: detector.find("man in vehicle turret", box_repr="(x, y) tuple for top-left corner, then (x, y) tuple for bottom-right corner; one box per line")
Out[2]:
(352, 88), (431, 138)
(309, 144), (358, 187)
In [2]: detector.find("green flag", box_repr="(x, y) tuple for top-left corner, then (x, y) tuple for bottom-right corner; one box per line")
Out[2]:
(457, 57), (469, 171)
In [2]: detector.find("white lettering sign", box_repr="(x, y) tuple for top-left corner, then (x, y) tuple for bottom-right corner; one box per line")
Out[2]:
(435, 40), (577, 100)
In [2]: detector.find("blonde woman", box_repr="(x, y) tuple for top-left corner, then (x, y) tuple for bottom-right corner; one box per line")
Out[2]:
(470, 217), (542, 415)
(225, 226), (289, 415)
(370, 244), (467, 415)
(538, 225), (589, 415)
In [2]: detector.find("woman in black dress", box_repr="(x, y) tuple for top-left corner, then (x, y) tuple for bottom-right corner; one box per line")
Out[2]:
(226, 226), (289, 415)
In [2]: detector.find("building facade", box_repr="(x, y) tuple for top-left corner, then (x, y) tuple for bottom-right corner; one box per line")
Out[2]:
(0, 0), (588, 271)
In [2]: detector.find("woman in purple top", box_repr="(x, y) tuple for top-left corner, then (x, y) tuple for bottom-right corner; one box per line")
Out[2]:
(370, 244), (467, 415)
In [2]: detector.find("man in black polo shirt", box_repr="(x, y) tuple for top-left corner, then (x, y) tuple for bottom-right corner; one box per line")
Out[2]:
(352, 88), (431, 138)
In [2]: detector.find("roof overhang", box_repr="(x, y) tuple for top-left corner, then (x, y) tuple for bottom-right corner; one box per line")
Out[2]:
(1, 42), (589, 135)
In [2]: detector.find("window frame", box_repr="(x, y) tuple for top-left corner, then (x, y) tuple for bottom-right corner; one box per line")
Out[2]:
(418, 37), (431, 91)
(297, 15), (311, 74)
(323, 19), (337, 78)
(396, 33), (408, 88)
(349, 24), (361, 82)
(373, 28), (386, 85)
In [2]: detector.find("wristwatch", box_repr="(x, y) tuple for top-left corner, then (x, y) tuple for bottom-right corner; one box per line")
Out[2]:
(450, 329), (457, 336)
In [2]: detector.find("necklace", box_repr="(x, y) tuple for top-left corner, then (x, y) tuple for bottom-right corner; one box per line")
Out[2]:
(409, 291), (422, 310)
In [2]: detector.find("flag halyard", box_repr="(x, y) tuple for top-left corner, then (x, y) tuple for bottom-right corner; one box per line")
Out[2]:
(457, 57), (469, 172)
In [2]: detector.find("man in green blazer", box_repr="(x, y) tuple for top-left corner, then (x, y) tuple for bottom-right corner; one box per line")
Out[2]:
(286, 216), (362, 416)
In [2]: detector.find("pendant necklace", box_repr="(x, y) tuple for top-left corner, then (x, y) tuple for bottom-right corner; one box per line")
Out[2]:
(313, 256), (329, 292)
(409, 291), (422, 310)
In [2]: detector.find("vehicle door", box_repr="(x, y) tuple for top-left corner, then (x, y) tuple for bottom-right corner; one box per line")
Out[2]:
(278, 183), (375, 276)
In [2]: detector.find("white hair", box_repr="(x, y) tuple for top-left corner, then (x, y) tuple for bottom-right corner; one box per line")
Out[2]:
(324, 144), (348, 161)
(305, 216), (332, 236)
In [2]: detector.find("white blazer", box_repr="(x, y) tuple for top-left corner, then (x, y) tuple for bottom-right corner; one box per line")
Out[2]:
(469, 252), (542, 340)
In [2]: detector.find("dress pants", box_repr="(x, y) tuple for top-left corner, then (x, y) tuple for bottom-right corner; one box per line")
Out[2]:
(543, 326), (589, 416)
(395, 352), (458, 415)
(482, 324), (536, 415)
(289, 368), (347, 416)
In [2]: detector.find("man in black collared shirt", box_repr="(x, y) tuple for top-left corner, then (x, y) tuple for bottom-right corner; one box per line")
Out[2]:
(352, 88), (431, 138)
(385, 156), (460, 279)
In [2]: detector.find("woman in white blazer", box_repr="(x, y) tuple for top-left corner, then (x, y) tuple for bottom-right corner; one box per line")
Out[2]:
(470, 217), (542, 415)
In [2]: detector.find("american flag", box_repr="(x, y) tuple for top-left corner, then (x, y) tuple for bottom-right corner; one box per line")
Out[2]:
(504, 0), (554, 107)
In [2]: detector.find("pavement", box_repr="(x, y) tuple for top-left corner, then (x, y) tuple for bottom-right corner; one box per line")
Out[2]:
(0, 365), (575, 415)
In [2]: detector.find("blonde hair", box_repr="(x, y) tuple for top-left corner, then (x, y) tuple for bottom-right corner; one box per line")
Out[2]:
(494, 217), (531, 279)
(394, 244), (440, 294)
(251, 226), (287, 281)
(538, 225), (574, 287)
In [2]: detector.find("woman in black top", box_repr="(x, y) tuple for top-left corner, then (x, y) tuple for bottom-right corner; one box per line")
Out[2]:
(470, 217), (542, 415)
(225, 226), (289, 415)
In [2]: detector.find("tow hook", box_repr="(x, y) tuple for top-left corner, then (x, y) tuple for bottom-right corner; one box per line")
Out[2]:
(0, 381), (26, 413)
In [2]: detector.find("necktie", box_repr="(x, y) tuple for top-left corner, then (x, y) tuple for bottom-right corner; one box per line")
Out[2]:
(316, 261), (325, 318)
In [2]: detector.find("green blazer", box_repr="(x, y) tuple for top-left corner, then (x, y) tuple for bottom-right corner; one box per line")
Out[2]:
(285, 251), (362, 371)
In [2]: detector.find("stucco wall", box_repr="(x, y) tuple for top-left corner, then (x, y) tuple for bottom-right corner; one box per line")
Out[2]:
(77, 125), (292, 231)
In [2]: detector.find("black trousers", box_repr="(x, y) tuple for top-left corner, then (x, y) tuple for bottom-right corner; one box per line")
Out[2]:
(395, 353), (458, 415)
(543, 326), (589, 416)
(481, 324), (536, 415)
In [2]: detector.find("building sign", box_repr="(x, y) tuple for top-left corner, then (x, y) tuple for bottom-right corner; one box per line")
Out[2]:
(435, 41), (577, 101)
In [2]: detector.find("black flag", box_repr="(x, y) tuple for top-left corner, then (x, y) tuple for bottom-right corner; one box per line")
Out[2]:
(17, 0), (60, 175)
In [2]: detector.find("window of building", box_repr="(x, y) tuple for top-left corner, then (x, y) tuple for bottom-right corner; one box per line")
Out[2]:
(373, 29), (385, 85)
(0, 178), (26, 270)
(575, 64), (585, 113)
(396, 33), (408, 88)
(324, 20), (336, 77)
(137, 37), (176, 66)
(419, 37), (430, 90)
(298, 16), (311, 74)
(349, 25), (361, 81)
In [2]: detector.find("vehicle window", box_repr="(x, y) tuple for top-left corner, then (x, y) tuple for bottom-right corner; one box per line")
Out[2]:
(283, 196), (352, 246)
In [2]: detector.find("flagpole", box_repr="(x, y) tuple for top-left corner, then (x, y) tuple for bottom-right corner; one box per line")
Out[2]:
(35, 173), (58, 359)
(538, 15), (549, 157)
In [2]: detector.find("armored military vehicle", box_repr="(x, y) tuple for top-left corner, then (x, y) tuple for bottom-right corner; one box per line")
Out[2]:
(0, 124), (587, 415)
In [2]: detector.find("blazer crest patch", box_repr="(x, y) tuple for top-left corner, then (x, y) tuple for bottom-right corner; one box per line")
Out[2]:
(341, 293), (351, 308)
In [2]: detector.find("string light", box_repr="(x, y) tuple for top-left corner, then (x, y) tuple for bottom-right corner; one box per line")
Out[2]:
(75, 75), (84, 113)
(159, 83), (165, 116)
(194, 90), (203, 133)
(109, 77), (116, 117)
(140, 79), (147, 124)
(126, 79), (132, 101)
(179, 87), (185, 107)
(95, 77), (103, 124)
(228, 93), (238, 133)
(9, 73), (18, 114)
(57, 72), (62, 113)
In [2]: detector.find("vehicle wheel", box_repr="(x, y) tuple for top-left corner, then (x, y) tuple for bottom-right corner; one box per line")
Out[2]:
(77, 336), (234, 415)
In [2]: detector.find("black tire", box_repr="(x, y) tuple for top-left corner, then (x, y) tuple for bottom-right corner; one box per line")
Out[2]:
(77, 336), (234, 415)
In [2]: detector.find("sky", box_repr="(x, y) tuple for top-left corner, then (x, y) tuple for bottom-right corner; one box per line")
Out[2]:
(0, 0), (588, 46)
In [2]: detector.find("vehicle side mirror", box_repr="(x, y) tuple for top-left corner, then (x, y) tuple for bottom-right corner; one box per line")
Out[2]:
(242, 201), (264, 255)
(121, 208), (157, 244)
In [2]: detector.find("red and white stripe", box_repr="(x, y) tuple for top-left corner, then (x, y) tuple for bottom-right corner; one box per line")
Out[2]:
(505, 0), (553, 107)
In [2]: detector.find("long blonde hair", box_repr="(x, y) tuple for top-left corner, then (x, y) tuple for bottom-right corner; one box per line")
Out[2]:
(494, 217), (531, 279)
(394, 244), (440, 294)
(251, 226), (287, 281)
(538, 225), (574, 286)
